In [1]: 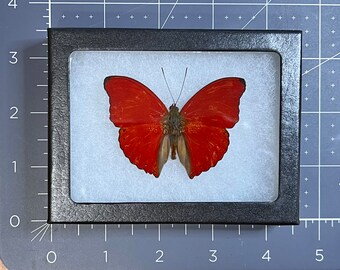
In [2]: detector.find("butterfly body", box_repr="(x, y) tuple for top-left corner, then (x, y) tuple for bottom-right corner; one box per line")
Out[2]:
(104, 76), (246, 179)
(162, 104), (185, 160)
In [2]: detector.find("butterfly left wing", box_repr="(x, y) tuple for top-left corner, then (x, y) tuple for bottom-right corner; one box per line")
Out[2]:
(179, 78), (246, 178)
(104, 76), (169, 177)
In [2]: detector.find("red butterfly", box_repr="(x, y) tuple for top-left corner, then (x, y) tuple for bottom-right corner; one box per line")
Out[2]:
(104, 72), (245, 179)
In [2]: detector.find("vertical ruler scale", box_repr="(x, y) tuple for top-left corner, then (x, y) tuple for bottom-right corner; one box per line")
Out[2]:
(29, 0), (50, 236)
(318, 0), (322, 242)
(1, 1), (340, 269)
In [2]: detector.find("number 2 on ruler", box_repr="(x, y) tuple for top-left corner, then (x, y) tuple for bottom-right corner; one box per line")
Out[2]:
(155, 250), (164, 263)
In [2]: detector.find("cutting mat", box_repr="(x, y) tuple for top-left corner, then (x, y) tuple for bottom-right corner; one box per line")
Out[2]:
(1, 0), (340, 269)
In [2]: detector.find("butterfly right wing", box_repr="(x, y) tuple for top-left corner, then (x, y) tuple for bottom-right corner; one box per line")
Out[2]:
(104, 76), (169, 177)
(179, 78), (246, 178)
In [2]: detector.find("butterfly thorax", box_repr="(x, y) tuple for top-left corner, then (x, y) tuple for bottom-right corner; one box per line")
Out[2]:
(162, 104), (186, 160)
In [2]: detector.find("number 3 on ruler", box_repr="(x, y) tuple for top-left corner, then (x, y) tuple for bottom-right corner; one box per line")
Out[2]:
(209, 250), (217, 263)
(8, 0), (18, 9)
(9, 51), (18, 64)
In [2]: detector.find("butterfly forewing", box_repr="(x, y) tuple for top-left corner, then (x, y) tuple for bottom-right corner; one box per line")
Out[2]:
(104, 76), (168, 126)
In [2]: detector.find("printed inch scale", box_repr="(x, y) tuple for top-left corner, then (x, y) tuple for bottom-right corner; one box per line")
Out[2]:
(0, 0), (340, 269)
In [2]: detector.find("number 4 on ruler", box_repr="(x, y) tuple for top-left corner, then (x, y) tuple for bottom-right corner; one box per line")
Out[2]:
(262, 250), (271, 262)
(8, 0), (17, 9)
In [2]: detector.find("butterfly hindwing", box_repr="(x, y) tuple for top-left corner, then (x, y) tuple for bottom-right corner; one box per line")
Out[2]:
(180, 125), (230, 179)
(104, 76), (168, 177)
(180, 78), (246, 178)
(119, 124), (165, 177)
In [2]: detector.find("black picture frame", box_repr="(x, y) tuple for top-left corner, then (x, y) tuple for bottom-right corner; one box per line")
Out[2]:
(48, 28), (301, 224)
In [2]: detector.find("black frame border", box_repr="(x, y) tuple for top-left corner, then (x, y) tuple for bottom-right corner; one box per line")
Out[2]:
(48, 28), (301, 224)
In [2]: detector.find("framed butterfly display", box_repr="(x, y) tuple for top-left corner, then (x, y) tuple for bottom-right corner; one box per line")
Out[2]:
(49, 29), (301, 224)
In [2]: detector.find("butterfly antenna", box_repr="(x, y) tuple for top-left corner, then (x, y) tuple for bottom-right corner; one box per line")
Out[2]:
(161, 67), (175, 104)
(175, 67), (188, 104)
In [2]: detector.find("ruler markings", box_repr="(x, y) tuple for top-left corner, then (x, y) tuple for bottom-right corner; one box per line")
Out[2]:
(300, 218), (340, 221)
(157, 0), (160, 29)
(103, 0), (106, 28)
(302, 111), (340, 114)
(211, 0), (214, 29)
(158, 224), (161, 242)
(31, 223), (47, 234)
(31, 223), (49, 242)
(303, 51), (340, 76)
(29, 56), (48, 59)
(161, 0), (179, 29)
(51, 224), (53, 242)
(31, 165), (48, 169)
(242, 0), (272, 29)
(30, 111), (48, 114)
(31, 219), (47, 222)
(303, 57), (340, 60)
(39, 224), (50, 242)
(211, 224), (214, 241)
(300, 165), (340, 168)
(318, 0), (322, 241)
(28, 1), (340, 6)
(48, 0), (52, 26)
(265, 0), (268, 29)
